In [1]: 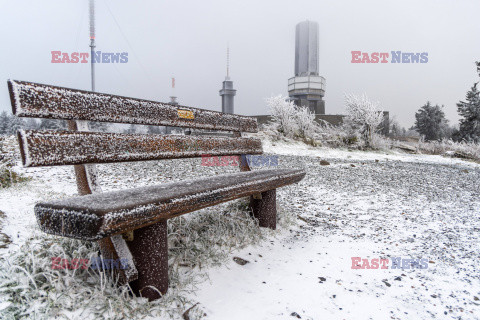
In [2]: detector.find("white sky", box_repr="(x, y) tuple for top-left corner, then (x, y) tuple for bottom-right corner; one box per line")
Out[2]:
(0, 0), (479, 127)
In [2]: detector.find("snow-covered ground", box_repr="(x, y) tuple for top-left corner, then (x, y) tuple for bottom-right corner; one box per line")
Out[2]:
(194, 143), (480, 319)
(1, 140), (479, 319)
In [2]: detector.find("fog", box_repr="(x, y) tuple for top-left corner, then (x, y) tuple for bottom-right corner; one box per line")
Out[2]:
(0, 0), (479, 127)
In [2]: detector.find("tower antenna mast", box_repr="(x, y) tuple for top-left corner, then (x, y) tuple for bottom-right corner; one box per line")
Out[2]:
(219, 44), (236, 114)
(226, 44), (229, 79)
(89, 0), (96, 92)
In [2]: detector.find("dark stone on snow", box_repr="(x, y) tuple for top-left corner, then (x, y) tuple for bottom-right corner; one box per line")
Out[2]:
(233, 257), (249, 265)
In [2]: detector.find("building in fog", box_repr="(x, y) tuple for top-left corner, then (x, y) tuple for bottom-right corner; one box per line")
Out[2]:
(288, 20), (326, 114)
(219, 47), (236, 114)
(219, 77), (236, 114)
(253, 21), (389, 135)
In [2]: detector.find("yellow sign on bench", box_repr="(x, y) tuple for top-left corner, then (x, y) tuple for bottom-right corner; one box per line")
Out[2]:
(177, 109), (194, 120)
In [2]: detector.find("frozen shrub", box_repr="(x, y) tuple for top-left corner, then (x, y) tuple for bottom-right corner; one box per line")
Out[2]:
(370, 133), (393, 150)
(344, 93), (385, 148)
(418, 138), (480, 161)
(296, 106), (317, 142)
(313, 119), (356, 147)
(0, 136), (28, 188)
(265, 95), (318, 143)
(0, 167), (27, 188)
(266, 95), (299, 138)
(263, 94), (393, 151)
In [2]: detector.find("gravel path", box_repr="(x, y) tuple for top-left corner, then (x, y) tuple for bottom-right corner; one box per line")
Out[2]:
(2, 140), (479, 319)
(230, 151), (480, 320)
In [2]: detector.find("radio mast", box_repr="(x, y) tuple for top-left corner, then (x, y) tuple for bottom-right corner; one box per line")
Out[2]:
(89, 0), (96, 92)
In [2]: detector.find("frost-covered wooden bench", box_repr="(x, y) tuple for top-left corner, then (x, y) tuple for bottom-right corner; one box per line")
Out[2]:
(7, 80), (305, 301)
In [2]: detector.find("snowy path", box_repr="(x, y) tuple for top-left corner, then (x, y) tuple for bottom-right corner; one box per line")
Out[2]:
(191, 146), (480, 320)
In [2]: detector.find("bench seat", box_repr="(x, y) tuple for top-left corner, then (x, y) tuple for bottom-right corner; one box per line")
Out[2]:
(36, 168), (305, 241)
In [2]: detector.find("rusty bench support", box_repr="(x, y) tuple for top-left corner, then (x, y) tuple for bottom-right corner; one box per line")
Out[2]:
(250, 189), (277, 230)
(127, 219), (168, 301)
(239, 152), (277, 230)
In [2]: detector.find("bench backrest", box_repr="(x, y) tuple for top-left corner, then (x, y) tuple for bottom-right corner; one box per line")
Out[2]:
(8, 80), (262, 168)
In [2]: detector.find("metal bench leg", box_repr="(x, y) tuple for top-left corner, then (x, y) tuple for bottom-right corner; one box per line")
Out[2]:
(127, 219), (169, 301)
(250, 189), (277, 230)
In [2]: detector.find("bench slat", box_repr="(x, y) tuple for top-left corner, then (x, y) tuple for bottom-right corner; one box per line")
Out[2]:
(35, 168), (305, 240)
(17, 130), (263, 167)
(8, 80), (258, 132)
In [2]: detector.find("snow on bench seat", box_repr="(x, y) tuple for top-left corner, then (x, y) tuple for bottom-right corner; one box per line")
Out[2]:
(35, 168), (306, 241)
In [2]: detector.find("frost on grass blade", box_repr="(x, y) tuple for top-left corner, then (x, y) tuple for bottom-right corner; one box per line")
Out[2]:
(34, 169), (306, 240)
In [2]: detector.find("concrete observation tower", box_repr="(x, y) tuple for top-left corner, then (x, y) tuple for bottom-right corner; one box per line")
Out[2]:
(288, 20), (326, 114)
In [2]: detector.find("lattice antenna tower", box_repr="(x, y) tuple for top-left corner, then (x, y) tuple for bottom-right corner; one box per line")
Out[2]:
(226, 44), (230, 79)
(89, 0), (96, 92)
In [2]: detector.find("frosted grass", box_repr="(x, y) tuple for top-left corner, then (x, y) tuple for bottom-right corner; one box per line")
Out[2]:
(0, 199), (295, 320)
